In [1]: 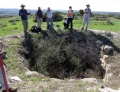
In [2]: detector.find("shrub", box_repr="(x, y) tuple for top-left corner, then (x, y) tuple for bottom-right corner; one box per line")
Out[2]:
(42, 13), (46, 22)
(53, 11), (63, 22)
(25, 30), (105, 79)
(1, 24), (7, 27)
(33, 18), (37, 22)
(106, 19), (114, 25)
(74, 12), (81, 16)
(114, 15), (120, 19)
(34, 12), (63, 22)
(79, 9), (84, 16)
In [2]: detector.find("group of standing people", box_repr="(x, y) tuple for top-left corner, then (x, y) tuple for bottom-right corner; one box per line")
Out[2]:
(19, 4), (54, 39)
(19, 4), (91, 39)
(63, 4), (91, 30)
(35, 7), (53, 30)
(0, 4), (91, 92)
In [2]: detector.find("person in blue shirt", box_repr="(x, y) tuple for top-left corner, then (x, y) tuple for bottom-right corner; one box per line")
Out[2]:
(19, 4), (31, 39)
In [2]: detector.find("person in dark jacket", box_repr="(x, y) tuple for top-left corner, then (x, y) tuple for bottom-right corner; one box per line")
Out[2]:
(19, 4), (31, 39)
(35, 7), (43, 30)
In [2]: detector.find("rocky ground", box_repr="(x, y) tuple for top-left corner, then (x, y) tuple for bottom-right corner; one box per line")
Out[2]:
(0, 29), (120, 92)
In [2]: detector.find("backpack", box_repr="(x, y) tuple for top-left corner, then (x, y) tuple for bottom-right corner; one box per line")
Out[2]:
(48, 24), (53, 30)
(68, 10), (74, 18)
(1, 52), (7, 60)
(30, 26), (41, 33)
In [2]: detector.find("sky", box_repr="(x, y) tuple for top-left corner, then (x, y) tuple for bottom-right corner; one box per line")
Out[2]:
(0, 0), (120, 12)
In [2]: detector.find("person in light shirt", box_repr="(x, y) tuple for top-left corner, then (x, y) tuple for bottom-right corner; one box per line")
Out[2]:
(46, 7), (53, 29)
(81, 4), (91, 31)
(63, 16), (68, 29)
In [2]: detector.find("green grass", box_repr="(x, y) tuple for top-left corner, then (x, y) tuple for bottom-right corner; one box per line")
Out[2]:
(0, 15), (120, 37)
(90, 19), (120, 32)
(3, 38), (24, 74)
(0, 17), (23, 36)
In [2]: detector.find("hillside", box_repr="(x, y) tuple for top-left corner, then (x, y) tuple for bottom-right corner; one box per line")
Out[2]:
(0, 15), (120, 92)
(0, 29), (120, 92)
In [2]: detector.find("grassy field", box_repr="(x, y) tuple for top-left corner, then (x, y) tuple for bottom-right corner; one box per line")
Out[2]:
(0, 15), (120, 37)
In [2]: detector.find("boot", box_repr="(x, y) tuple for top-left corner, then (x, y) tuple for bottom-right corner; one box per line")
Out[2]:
(81, 27), (84, 30)
(2, 87), (18, 92)
(85, 27), (88, 31)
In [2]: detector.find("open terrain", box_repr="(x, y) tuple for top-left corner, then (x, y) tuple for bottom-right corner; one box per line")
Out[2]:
(0, 13), (120, 92)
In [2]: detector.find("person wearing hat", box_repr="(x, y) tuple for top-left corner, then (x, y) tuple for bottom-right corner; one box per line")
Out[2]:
(81, 4), (91, 31)
(66, 6), (74, 29)
(19, 4), (31, 39)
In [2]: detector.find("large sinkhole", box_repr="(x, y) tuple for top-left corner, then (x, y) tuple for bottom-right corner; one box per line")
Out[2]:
(21, 29), (106, 79)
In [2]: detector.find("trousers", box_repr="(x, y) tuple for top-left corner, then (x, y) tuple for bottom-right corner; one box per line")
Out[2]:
(22, 20), (28, 39)
(83, 15), (90, 28)
(46, 18), (53, 29)
(0, 66), (10, 90)
(37, 18), (42, 28)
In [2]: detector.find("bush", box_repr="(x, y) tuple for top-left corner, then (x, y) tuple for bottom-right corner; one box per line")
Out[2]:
(74, 12), (81, 16)
(26, 30), (105, 79)
(53, 11), (63, 22)
(33, 18), (37, 22)
(92, 15), (108, 21)
(43, 13), (46, 22)
(79, 9), (84, 16)
(90, 12), (94, 17)
(106, 19), (114, 25)
(1, 24), (7, 27)
(114, 15), (120, 19)
(34, 12), (63, 22)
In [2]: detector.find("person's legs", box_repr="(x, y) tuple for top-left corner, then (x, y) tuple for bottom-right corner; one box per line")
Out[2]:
(37, 18), (40, 28)
(0, 67), (10, 91)
(86, 16), (90, 30)
(65, 23), (67, 29)
(50, 18), (53, 27)
(82, 16), (86, 30)
(63, 23), (67, 29)
(67, 18), (70, 28)
(63, 23), (65, 28)
(0, 67), (18, 92)
(70, 18), (73, 29)
(46, 18), (49, 29)
(22, 20), (28, 39)
(25, 20), (28, 39)
(39, 18), (43, 29)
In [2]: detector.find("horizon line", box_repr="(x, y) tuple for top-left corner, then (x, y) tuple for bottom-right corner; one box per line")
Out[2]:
(0, 8), (120, 13)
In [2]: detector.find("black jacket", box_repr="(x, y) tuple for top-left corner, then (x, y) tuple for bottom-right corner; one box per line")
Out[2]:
(36, 10), (43, 18)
